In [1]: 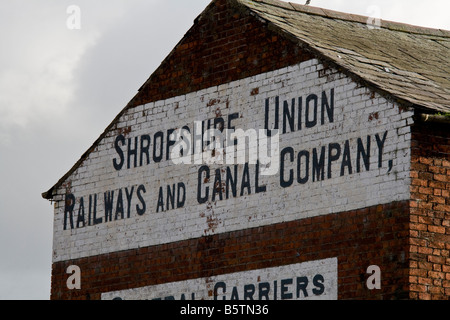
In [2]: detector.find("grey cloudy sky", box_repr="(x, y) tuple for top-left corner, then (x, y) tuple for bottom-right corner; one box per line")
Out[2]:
(0, 0), (448, 300)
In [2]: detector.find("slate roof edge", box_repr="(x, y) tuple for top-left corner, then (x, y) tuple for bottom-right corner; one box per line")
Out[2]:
(248, 0), (450, 36)
(234, 0), (436, 109)
(418, 113), (450, 125)
(237, 0), (450, 113)
(42, 0), (448, 200)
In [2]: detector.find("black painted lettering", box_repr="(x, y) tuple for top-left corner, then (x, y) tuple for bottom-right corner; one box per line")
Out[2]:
(228, 112), (239, 146)
(180, 126), (191, 157)
(177, 182), (186, 208)
(88, 194), (92, 226)
(166, 184), (175, 211)
(296, 276), (309, 298)
(283, 98), (295, 134)
(125, 186), (134, 218)
(214, 282), (226, 300)
(258, 282), (271, 300)
(115, 189), (124, 220)
(240, 163), (251, 196)
(273, 280), (277, 300)
(255, 161), (267, 193)
(166, 129), (176, 161)
(226, 165), (238, 199)
(230, 286), (239, 300)
(212, 169), (223, 201)
(280, 147), (294, 188)
(340, 140), (353, 176)
(157, 186), (164, 213)
(203, 118), (211, 148)
(265, 97), (279, 136)
(312, 274), (325, 296)
(281, 278), (293, 300)
(136, 184), (146, 216)
(227, 114), (237, 131)
(127, 137), (138, 169)
(153, 131), (164, 163)
(297, 97), (303, 131)
(197, 165), (210, 204)
(91, 194), (102, 225)
(312, 146), (326, 182)
(321, 89), (334, 124)
(375, 131), (388, 168)
(64, 193), (75, 230)
(214, 117), (225, 132)
(305, 94), (318, 128)
(244, 284), (256, 300)
(113, 134), (125, 171)
(328, 142), (341, 179)
(297, 150), (309, 184)
(357, 136), (371, 173)
(104, 191), (114, 222)
(76, 196), (85, 228)
(140, 135), (151, 166)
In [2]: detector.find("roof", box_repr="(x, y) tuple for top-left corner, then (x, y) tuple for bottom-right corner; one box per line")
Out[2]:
(238, 0), (450, 113)
(42, 0), (450, 200)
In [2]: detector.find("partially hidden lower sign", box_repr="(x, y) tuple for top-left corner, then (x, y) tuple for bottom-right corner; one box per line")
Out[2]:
(102, 258), (338, 300)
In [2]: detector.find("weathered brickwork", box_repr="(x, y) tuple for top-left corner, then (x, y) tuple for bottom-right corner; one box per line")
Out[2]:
(102, 258), (339, 300)
(52, 201), (409, 300)
(51, 59), (413, 262)
(45, 0), (449, 300)
(50, 52), (414, 298)
(410, 121), (450, 299)
(129, 0), (311, 108)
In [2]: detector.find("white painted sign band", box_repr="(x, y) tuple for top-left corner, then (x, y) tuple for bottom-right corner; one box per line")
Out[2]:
(53, 59), (413, 262)
(101, 258), (338, 300)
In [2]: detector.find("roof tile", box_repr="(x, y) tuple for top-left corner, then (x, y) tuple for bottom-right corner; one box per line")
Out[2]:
(238, 0), (450, 112)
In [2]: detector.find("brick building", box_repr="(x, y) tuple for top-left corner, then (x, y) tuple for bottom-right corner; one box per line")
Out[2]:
(42, 0), (449, 300)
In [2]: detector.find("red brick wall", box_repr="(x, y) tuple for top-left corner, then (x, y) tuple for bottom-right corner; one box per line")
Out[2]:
(50, 0), (449, 300)
(129, 0), (312, 108)
(410, 120), (450, 299)
(51, 201), (410, 300)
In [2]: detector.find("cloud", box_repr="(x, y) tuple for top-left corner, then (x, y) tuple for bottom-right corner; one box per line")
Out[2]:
(0, 0), (139, 146)
(1, 0), (446, 300)
(70, 0), (211, 133)
(0, 0), (210, 300)
(0, 0), (122, 300)
(0, 2), (97, 145)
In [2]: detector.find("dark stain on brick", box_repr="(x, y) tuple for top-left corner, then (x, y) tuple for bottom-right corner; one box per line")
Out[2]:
(368, 112), (379, 121)
(207, 99), (220, 107)
(118, 126), (132, 136)
(63, 181), (72, 195)
(251, 87), (259, 96)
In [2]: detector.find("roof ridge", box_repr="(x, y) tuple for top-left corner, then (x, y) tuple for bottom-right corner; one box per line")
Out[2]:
(42, 0), (450, 201)
(244, 0), (450, 37)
